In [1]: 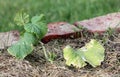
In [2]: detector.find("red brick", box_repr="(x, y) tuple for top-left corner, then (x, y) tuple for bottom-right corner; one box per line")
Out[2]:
(74, 12), (120, 33)
(41, 22), (80, 43)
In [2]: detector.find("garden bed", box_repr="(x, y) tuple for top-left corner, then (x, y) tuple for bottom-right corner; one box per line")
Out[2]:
(0, 30), (120, 77)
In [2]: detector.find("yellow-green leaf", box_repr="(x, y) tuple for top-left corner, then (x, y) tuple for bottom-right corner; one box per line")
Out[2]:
(63, 39), (105, 68)
(63, 45), (86, 68)
(14, 11), (29, 26)
(80, 39), (105, 67)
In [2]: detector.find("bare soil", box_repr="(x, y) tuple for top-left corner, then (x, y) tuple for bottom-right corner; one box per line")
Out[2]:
(0, 30), (120, 77)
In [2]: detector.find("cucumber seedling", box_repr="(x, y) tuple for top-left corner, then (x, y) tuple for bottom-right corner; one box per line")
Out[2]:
(7, 11), (48, 59)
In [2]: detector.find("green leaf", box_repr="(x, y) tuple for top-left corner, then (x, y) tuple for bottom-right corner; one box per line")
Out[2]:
(14, 11), (29, 26)
(24, 15), (47, 39)
(7, 32), (36, 59)
(63, 39), (105, 68)
(36, 22), (48, 39)
(80, 39), (105, 67)
(31, 15), (47, 39)
(21, 32), (36, 44)
(24, 23), (41, 37)
(31, 14), (45, 24)
(7, 38), (33, 59)
(48, 52), (57, 64)
(63, 45), (86, 68)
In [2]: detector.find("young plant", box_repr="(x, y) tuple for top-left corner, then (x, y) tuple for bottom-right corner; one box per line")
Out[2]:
(7, 12), (48, 59)
(47, 52), (56, 63)
(41, 42), (56, 63)
(63, 39), (105, 68)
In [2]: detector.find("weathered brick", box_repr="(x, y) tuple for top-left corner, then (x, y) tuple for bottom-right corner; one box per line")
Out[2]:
(0, 30), (20, 49)
(41, 22), (80, 43)
(74, 12), (120, 33)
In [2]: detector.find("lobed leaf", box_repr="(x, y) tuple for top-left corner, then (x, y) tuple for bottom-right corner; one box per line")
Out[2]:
(7, 32), (36, 59)
(35, 22), (48, 39)
(7, 39), (33, 59)
(63, 45), (86, 68)
(31, 14), (45, 24)
(21, 32), (36, 44)
(80, 39), (105, 67)
(63, 39), (105, 68)
(24, 23), (41, 37)
(14, 11), (29, 26)
(24, 15), (47, 39)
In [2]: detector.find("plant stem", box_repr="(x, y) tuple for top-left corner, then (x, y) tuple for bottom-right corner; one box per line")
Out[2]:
(40, 42), (48, 60)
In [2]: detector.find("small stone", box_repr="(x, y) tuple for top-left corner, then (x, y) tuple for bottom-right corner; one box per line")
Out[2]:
(74, 12), (120, 33)
(41, 22), (80, 43)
